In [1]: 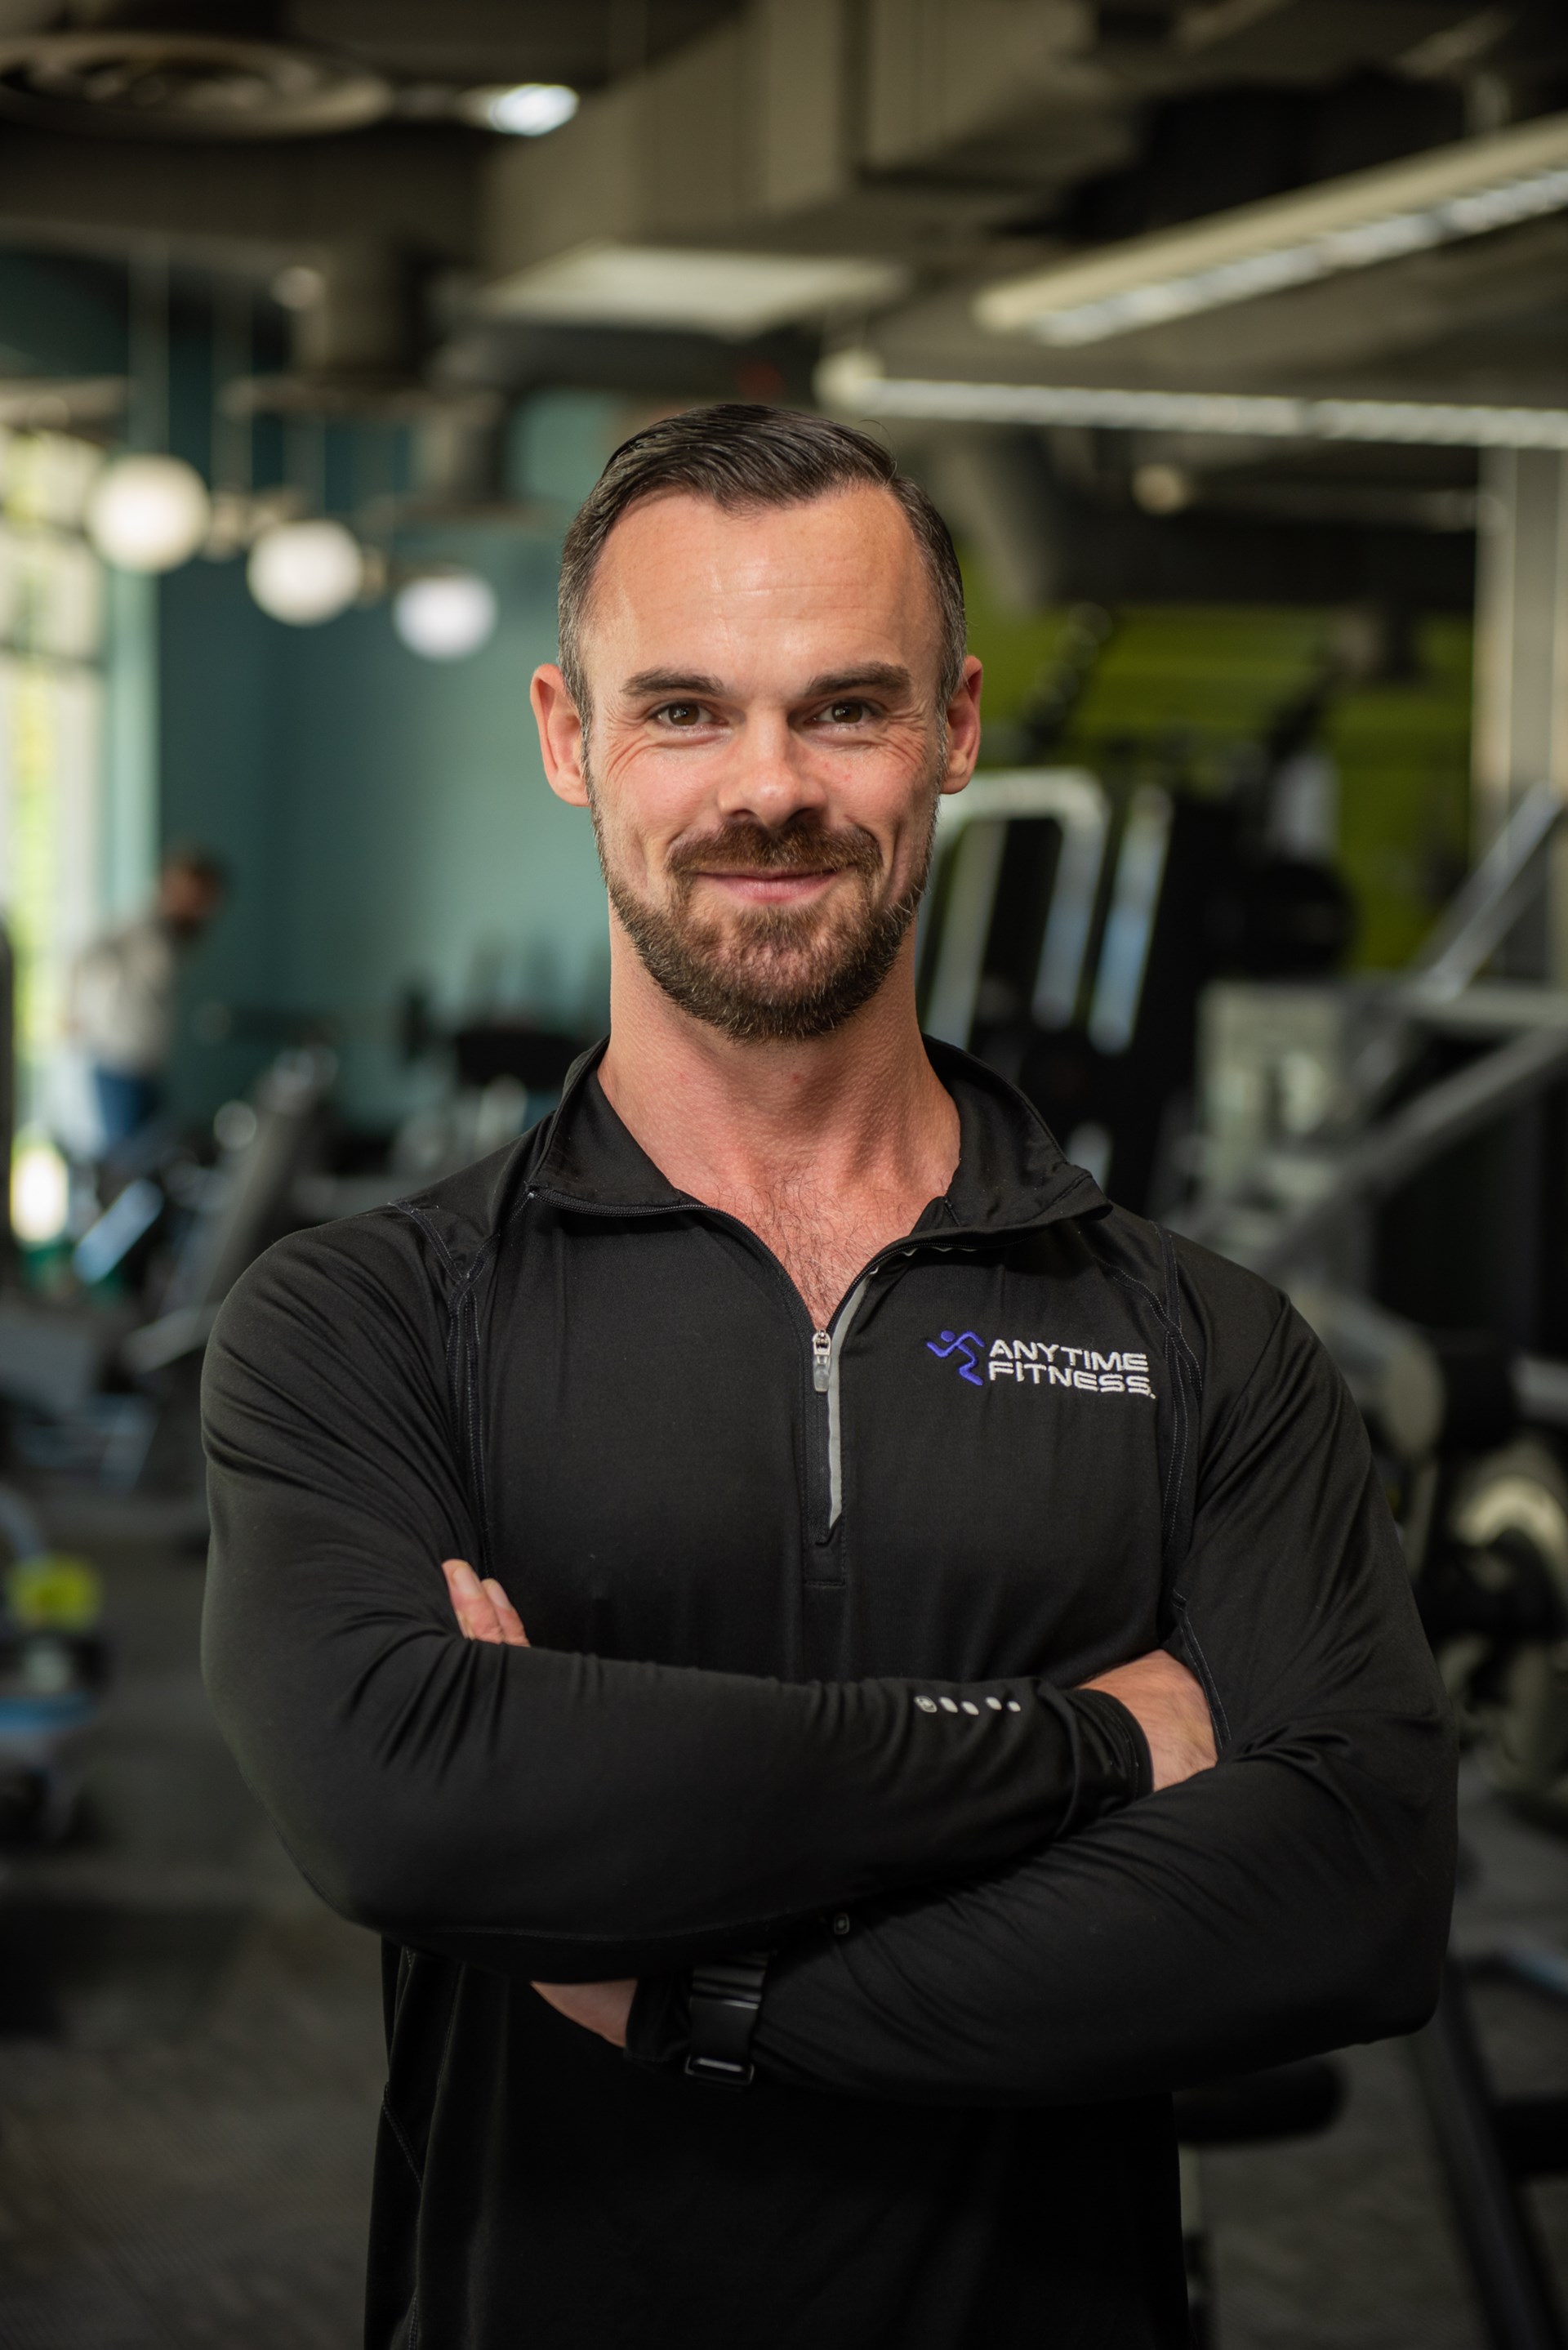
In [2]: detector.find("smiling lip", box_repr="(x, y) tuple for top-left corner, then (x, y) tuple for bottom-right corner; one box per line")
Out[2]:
(694, 869), (841, 900)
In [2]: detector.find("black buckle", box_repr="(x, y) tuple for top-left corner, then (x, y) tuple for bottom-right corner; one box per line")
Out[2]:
(684, 1952), (769, 2090)
(684, 2051), (755, 2090)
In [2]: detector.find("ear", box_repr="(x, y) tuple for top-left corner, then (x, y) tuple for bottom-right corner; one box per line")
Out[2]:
(939, 655), (984, 799)
(532, 664), (590, 807)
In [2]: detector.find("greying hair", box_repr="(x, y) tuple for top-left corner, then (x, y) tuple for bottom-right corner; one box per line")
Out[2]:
(557, 404), (967, 720)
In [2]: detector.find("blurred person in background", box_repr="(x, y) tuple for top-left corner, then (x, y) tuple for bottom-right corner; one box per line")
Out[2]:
(72, 846), (227, 1153)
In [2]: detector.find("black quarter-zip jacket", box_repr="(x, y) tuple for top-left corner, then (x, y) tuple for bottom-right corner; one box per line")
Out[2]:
(201, 1041), (1456, 2350)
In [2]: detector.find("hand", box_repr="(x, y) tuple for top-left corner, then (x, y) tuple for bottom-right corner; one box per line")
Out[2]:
(532, 1978), (637, 2047)
(439, 1562), (637, 2045)
(1082, 1649), (1216, 1791)
(442, 1557), (529, 1645)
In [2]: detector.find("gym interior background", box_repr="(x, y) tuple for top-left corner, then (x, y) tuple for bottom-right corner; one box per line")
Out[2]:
(2, 3), (1568, 2344)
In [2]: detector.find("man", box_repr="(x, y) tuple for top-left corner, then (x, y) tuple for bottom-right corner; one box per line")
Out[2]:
(202, 406), (1455, 2350)
(73, 845), (227, 1149)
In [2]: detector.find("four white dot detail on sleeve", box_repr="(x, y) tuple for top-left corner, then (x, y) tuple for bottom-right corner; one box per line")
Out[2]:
(912, 1692), (1023, 1715)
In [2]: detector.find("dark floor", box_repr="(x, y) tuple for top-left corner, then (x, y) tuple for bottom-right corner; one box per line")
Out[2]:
(0, 1535), (385, 2350)
(0, 1525), (1565, 2348)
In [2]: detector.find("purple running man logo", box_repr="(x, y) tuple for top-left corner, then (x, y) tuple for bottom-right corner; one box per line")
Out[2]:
(927, 1330), (985, 1387)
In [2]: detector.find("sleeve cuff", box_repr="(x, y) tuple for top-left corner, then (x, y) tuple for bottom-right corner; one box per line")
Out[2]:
(1062, 1684), (1154, 1813)
(624, 1688), (1150, 2077)
(625, 1969), (691, 2070)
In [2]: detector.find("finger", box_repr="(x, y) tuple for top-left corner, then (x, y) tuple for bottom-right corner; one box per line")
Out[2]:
(482, 1579), (529, 1646)
(532, 1979), (636, 2048)
(442, 1558), (505, 1643)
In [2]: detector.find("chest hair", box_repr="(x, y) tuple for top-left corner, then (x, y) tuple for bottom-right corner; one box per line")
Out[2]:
(724, 1178), (930, 1333)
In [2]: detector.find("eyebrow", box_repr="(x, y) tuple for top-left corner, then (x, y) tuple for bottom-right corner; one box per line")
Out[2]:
(621, 669), (727, 701)
(800, 664), (914, 701)
(618, 662), (915, 704)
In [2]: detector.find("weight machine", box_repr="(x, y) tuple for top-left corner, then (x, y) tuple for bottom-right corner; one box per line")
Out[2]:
(919, 758), (1568, 2348)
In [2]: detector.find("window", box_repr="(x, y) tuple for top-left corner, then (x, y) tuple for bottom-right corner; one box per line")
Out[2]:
(0, 428), (106, 1153)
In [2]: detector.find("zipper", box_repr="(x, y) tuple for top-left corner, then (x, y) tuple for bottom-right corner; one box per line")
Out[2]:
(535, 1183), (885, 1537)
(813, 1278), (871, 1536)
(532, 1183), (1036, 1545)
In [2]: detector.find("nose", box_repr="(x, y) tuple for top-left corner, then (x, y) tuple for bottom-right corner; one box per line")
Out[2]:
(712, 707), (829, 832)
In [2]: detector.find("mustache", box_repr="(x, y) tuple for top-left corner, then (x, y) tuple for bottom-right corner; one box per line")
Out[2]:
(665, 817), (881, 883)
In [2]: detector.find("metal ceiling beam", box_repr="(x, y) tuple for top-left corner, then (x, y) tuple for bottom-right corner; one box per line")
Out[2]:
(0, 127), (478, 274)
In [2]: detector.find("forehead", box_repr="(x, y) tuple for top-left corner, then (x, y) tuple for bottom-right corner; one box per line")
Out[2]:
(584, 484), (940, 684)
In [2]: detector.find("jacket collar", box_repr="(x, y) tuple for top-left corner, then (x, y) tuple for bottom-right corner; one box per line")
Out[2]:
(525, 1035), (1107, 1243)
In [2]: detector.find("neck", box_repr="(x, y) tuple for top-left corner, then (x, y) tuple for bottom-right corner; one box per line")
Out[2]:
(597, 926), (958, 1210)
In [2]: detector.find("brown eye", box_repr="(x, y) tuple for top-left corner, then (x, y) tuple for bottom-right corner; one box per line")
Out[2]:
(826, 700), (871, 724)
(661, 703), (703, 727)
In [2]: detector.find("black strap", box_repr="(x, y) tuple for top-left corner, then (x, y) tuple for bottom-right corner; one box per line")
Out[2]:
(685, 1952), (770, 2089)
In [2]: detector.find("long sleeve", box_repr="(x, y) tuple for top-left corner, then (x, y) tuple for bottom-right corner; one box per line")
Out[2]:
(700, 1290), (1456, 2103)
(201, 1217), (1147, 1982)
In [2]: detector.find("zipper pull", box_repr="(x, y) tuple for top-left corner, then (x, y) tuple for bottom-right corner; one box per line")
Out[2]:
(811, 1330), (831, 1394)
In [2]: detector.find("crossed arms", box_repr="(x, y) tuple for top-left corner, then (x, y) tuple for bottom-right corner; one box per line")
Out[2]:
(442, 1556), (1217, 2053)
(201, 1216), (1458, 2104)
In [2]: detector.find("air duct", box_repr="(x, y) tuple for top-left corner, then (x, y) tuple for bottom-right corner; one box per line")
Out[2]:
(0, 8), (392, 140)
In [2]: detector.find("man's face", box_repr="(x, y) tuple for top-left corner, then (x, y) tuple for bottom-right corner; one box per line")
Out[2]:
(159, 865), (222, 941)
(548, 484), (978, 1043)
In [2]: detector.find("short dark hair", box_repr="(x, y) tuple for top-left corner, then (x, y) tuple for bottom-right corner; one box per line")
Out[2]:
(161, 843), (229, 894)
(557, 403), (966, 719)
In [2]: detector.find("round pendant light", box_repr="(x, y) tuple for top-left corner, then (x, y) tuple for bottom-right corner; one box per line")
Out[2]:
(393, 569), (498, 661)
(247, 518), (364, 625)
(85, 453), (211, 573)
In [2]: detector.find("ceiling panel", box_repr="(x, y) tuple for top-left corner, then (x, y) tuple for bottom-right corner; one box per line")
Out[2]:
(286, 0), (746, 91)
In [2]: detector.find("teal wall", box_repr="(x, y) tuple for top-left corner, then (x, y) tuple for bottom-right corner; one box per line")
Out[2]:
(0, 247), (123, 378)
(160, 514), (614, 1127)
(158, 556), (287, 1117)
(154, 390), (634, 1128)
(0, 244), (628, 1132)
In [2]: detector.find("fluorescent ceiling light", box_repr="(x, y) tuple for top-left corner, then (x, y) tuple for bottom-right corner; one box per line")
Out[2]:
(483, 243), (909, 339)
(976, 109), (1568, 346)
(814, 351), (1568, 452)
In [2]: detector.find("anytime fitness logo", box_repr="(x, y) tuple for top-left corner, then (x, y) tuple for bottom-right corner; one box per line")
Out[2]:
(926, 1331), (1156, 1397)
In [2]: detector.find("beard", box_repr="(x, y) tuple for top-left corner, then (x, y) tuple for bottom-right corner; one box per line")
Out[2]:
(590, 765), (942, 1045)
